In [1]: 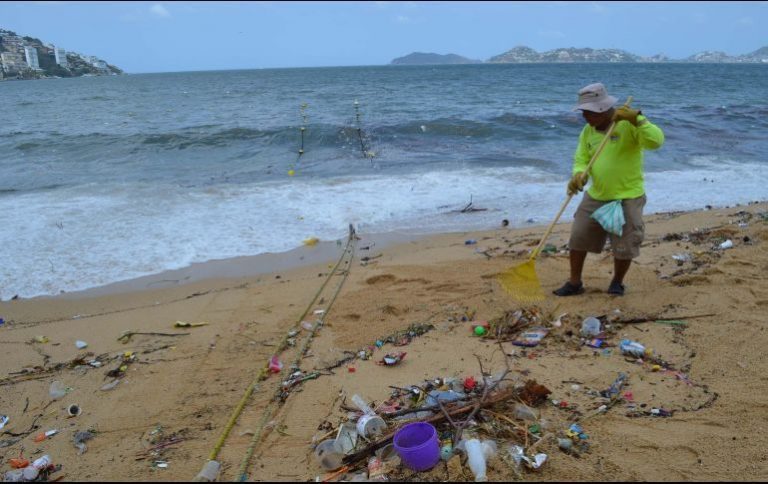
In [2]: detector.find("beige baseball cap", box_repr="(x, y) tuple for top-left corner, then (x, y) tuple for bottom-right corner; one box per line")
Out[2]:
(573, 82), (618, 113)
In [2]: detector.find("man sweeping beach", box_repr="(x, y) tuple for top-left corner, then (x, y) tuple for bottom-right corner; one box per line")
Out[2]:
(554, 83), (665, 297)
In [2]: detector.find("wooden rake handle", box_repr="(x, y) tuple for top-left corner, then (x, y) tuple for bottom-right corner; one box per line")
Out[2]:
(529, 96), (633, 261)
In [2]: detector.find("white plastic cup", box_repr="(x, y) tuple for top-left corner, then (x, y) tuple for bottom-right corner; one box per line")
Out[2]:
(580, 317), (601, 337)
(193, 460), (221, 482)
(356, 414), (387, 438)
(315, 439), (344, 471)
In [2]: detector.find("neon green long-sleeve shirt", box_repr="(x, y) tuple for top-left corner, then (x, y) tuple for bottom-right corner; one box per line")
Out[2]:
(573, 115), (664, 201)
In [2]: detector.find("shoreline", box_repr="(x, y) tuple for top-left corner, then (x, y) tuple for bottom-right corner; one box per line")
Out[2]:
(15, 198), (765, 303)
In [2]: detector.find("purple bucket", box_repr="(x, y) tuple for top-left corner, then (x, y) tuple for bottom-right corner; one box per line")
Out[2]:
(393, 422), (440, 472)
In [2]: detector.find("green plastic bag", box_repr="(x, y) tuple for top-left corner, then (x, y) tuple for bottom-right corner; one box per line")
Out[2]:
(591, 200), (625, 236)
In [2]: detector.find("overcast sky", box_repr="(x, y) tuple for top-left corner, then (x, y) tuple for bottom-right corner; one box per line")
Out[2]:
(1, 1), (766, 73)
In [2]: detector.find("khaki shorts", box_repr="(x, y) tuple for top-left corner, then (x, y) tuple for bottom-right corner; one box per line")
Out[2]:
(569, 193), (647, 260)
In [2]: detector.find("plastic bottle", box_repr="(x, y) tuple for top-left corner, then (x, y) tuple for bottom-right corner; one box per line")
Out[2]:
(3, 470), (24, 482)
(351, 394), (375, 416)
(425, 390), (463, 407)
(21, 455), (51, 481)
(513, 403), (539, 421)
(580, 317), (601, 337)
(619, 339), (646, 358)
(463, 439), (497, 482)
(193, 460), (221, 482)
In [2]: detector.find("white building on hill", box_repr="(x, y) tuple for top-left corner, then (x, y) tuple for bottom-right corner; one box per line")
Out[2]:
(54, 47), (68, 67)
(24, 46), (40, 70)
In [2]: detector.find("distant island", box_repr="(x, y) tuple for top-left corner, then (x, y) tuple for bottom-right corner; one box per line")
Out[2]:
(391, 45), (768, 65)
(0, 28), (122, 80)
(391, 52), (482, 65)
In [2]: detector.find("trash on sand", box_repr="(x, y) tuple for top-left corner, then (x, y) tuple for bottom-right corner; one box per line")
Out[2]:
(304, 237), (320, 246)
(314, 439), (344, 471)
(507, 444), (547, 471)
(650, 408), (673, 417)
(512, 327), (549, 347)
(580, 317), (601, 337)
(600, 373), (628, 400)
(268, 355), (283, 373)
(357, 414), (387, 438)
(378, 352), (406, 366)
(33, 430), (58, 443)
(465, 239), (477, 245)
(462, 438), (497, 481)
(75, 340), (88, 349)
(194, 460), (221, 482)
(49, 381), (69, 400)
(512, 403), (539, 421)
(566, 423), (589, 440)
(19, 455), (51, 481)
(67, 404), (82, 417)
(174, 321), (208, 328)
(393, 422), (440, 472)
(586, 338), (605, 348)
(0, 415), (8, 430)
(718, 239), (734, 249)
(73, 430), (95, 454)
(619, 339), (648, 358)
(519, 380), (552, 406)
(336, 422), (358, 454)
(101, 379), (121, 391)
(9, 457), (30, 469)
(33, 335), (49, 344)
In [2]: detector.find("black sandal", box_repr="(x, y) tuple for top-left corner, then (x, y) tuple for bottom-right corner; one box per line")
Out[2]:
(607, 281), (625, 296)
(553, 281), (584, 297)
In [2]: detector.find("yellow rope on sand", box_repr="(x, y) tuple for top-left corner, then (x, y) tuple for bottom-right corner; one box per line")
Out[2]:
(196, 226), (357, 481)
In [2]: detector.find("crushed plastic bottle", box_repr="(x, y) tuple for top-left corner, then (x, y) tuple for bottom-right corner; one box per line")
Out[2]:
(461, 439), (497, 482)
(600, 372), (628, 400)
(512, 403), (539, 421)
(21, 455), (51, 481)
(425, 390), (463, 407)
(619, 339), (647, 358)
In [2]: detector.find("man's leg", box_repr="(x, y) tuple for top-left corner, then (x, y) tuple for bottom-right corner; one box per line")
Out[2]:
(570, 250), (588, 285)
(612, 258), (632, 285)
(554, 194), (606, 297)
(608, 195), (647, 295)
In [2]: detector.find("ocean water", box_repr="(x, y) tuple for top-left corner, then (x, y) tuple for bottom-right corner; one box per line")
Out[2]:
(1, 63), (767, 299)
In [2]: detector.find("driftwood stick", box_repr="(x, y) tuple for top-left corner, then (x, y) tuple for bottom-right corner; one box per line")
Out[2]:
(613, 313), (716, 325)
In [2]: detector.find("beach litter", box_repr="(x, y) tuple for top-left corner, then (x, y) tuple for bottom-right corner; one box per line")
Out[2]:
(378, 352), (406, 366)
(48, 381), (70, 400)
(512, 327), (549, 347)
(70, 430), (94, 455)
(174, 321), (209, 328)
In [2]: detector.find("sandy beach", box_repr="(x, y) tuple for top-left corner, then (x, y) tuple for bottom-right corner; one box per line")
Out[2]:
(2, 200), (767, 482)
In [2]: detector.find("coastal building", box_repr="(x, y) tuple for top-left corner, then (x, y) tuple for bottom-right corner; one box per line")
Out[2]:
(24, 46), (40, 70)
(1, 52), (25, 74)
(54, 47), (68, 67)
